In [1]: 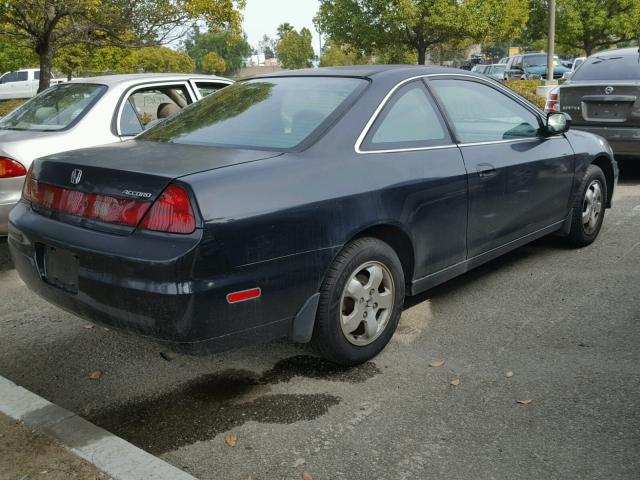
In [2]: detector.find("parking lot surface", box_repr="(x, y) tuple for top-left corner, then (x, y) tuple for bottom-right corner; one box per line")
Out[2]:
(1, 161), (639, 480)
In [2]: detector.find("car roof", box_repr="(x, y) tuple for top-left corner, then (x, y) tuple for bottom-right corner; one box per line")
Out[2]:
(68, 73), (233, 87)
(250, 65), (469, 80)
(588, 47), (640, 58)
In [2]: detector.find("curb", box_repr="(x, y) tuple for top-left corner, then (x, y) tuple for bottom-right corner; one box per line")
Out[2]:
(0, 375), (197, 480)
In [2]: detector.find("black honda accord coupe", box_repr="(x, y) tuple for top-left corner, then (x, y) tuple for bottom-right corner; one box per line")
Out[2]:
(8, 66), (618, 365)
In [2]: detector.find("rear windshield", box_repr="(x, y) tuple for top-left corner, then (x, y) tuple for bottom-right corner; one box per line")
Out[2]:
(0, 83), (106, 131)
(572, 54), (640, 81)
(524, 54), (561, 67)
(140, 77), (367, 150)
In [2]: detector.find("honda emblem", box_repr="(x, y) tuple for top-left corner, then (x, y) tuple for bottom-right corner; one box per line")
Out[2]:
(604, 86), (614, 95)
(70, 169), (83, 185)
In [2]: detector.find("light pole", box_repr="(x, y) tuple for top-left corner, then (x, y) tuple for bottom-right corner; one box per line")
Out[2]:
(546, 0), (557, 85)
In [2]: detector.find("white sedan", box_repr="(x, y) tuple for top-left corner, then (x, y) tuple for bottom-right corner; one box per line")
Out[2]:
(0, 73), (233, 235)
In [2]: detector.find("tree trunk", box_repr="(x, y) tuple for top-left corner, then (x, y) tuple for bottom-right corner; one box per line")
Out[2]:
(37, 43), (54, 93)
(583, 39), (592, 57)
(417, 46), (427, 65)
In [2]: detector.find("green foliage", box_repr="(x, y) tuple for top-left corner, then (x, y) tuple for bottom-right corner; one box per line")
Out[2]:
(0, 34), (37, 73)
(504, 79), (545, 108)
(116, 47), (195, 73)
(276, 25), (315, 69)
(184, 28), (251, 74)
(556, 0), (638, 55)
(320, 39), (369, 66)
(202, 52), (227, 74)
(316, 0), (529, 65)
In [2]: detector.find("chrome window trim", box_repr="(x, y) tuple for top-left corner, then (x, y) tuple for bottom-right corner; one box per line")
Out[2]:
(355, 72), (550, 155)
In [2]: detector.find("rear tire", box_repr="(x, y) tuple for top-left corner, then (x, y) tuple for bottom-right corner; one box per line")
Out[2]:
(311, 237), (405, 366)
(566, 164), (607, 247)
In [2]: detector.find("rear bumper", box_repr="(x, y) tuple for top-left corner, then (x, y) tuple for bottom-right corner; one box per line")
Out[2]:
(8, 203), (329, 353)
(573, 125), (640, 158)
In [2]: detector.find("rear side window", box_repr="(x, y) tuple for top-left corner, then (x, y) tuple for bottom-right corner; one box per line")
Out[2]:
(140, 77), (367, 150)
(361, 82), (449, 151)
(571, 55), (640, 81)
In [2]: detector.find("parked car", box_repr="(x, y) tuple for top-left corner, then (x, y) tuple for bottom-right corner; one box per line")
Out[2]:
(0, 73), (233, 235)
(470, 64), (488, 74)
(0, 69), (66, 100)
(561, 56), (587, 80)
(546, 48), (640, 159)
(8, 66), (617, 365)
(505, 53), (570, 80)
(484, 64), (507, 81)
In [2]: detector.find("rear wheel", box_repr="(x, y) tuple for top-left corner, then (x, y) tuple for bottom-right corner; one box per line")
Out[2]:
(312, 237), (405, 366)
(566, 164), (607, 247)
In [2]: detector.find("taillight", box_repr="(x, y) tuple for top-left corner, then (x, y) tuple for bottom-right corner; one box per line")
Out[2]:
(139, 184), (195, 234)
(22, 165), (34, 201)
(0, 157), (27, 178)
(545, 89), (560, 113)
(24, 175), (152, 226)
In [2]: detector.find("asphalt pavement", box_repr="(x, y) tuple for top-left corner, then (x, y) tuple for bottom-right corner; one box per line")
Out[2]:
(1, 160), (639, 480)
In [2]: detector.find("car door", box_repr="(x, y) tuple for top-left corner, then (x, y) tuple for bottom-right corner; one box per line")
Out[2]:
(357, 80), (468, 280)
(428, 76), (575, 258)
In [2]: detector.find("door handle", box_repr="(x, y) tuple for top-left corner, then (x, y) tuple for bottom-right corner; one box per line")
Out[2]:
(477, 163), (497, 178)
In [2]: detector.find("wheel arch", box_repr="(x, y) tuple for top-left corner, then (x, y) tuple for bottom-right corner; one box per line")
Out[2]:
(592, 156), (615, 207)
(348, 223), (416, 288)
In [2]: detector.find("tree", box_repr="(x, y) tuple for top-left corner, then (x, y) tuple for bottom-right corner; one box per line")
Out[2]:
(556, 0), (637, 56)
(320, 38), (369, 66)
(184, 28), (251, 74)
(0, 33), (37, 73)
(316, 0), (529, 65)
(118, 46), (195, 73)
(259, 34), (276, 59)
(201, 51), (226, 74)
(276, 24), (315, 69)
(0, 0), (245, 92)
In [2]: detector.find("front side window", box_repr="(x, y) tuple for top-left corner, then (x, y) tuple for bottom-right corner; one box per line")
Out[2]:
(16, 71), (28, 81)
(0, 83), (106, 131)
(361, 82), (449, 151)
(430, 79), (541, 144)
(141, 77), (367, 150)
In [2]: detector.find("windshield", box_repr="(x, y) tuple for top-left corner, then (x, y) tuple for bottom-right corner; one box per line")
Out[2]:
(524, 55), (560, 67)
(571, 54), (640, 81)
(140, 77), (367, 150)
(0, 83), (106, 131)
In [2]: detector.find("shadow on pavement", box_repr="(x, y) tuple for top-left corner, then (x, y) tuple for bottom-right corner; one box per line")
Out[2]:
(0, 238), (13, 272)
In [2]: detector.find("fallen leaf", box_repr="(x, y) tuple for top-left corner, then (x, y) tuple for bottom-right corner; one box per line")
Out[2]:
(302, 471), (313, 480)
(83, 324), (94, 329)
(450, 377), (461, 386)
(160, 351), (176, 361)
(89, 369), (103, 380)
(505, 371), (514, 378)
(225, 434), (237, 447)
(516, 399), (532, 405)
(430, 359), (446, 368)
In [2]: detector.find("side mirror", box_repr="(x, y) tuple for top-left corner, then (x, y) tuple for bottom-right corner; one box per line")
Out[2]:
(545, 112), (571, 135)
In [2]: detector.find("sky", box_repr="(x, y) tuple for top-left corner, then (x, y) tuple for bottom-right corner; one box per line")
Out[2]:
(242, 0), (322, 54)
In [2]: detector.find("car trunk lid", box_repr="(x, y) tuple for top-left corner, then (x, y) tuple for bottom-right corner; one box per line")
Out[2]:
(559, 83), (640, 126)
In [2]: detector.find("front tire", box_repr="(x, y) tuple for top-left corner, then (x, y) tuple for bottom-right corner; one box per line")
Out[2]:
(566, 164), (607, 247)
(312, 237), (405, 366)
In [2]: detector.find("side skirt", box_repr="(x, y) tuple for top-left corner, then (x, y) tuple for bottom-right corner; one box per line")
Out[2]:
(409, 219), (566, 296)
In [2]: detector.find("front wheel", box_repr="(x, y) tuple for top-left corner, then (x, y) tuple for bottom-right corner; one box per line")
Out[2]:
(566, 164), (607, 247)
(311, 237), (405, 366)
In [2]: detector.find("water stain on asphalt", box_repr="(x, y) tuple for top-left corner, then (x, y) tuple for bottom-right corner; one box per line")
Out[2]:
(85, 355), (379, 454)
